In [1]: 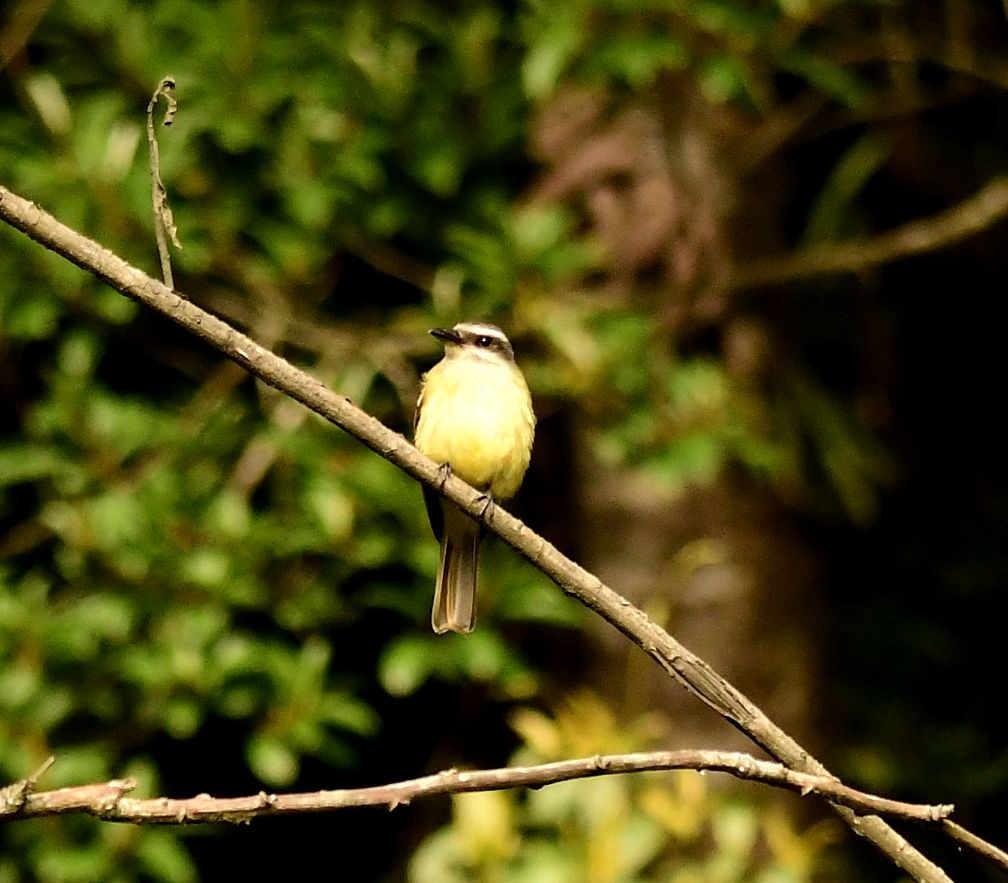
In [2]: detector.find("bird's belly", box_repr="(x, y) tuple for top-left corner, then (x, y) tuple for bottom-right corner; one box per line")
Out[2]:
(416, 375), (533, 499)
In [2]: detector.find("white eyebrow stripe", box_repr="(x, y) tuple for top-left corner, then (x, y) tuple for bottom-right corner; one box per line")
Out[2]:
(454, 323), (508, 341)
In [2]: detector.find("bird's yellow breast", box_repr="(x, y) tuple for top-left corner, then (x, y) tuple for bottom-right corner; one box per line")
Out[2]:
(415, 354), (535, 499)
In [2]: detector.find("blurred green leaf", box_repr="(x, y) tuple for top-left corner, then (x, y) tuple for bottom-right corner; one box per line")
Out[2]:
(246, 733), (299, 788)
(782, 48), (871, 108)
(1, 294), (62, 339)
(804, 132), (892, 244)
(379, 635), (437, 697)
(34, 842), (113, 883)
(0, 445), (64, 486)
(587, 33), (688, 86)
(135, 829), (198, 883)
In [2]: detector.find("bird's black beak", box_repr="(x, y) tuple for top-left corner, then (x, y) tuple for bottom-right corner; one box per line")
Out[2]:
(430, 327), (461, 343)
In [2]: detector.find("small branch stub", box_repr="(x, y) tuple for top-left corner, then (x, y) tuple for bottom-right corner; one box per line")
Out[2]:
(0, 757), (55, 814)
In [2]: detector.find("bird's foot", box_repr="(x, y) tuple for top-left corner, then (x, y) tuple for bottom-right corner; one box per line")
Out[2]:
(435, 462), (453, 491)
(476, 491), (496, 524)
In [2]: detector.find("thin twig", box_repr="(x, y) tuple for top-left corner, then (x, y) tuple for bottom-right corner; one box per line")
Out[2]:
(0, 182), (966, 883)
(146, 75), (180, 288)
(726, 175), (1008, 292)
(0, 751), (953, 825)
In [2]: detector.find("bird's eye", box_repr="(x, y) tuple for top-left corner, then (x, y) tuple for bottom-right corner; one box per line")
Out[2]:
(477, 336), (492, 347)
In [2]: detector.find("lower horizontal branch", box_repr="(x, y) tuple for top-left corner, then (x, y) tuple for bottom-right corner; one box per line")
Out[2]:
(2, 750), (952, 826)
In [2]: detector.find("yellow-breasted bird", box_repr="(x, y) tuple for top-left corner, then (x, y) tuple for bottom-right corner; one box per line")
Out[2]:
(414, 322), (535, 634)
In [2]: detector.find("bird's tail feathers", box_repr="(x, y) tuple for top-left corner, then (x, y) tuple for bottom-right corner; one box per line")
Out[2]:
(432, 505), (481, 634)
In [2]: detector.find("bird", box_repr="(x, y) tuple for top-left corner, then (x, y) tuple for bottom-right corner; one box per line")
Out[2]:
(414, 321), (536, 634)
